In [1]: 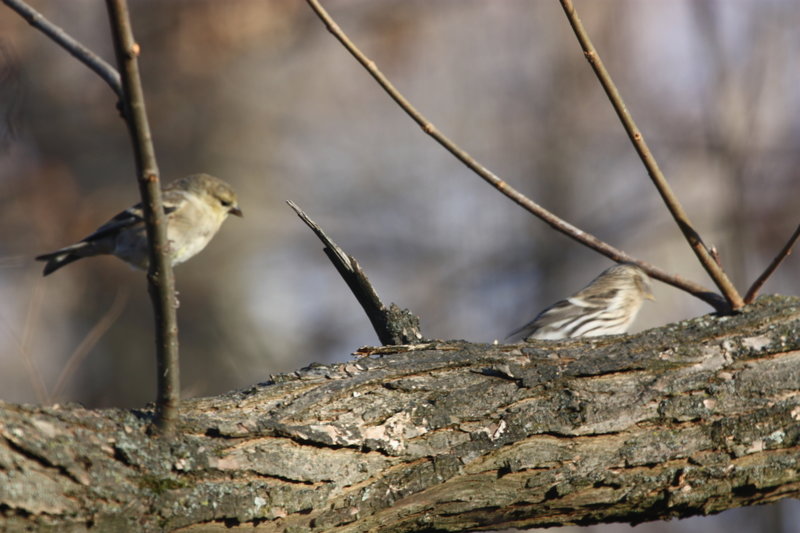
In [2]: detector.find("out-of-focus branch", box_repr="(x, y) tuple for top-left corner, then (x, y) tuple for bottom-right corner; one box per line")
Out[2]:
(304, 0), (728, 313)
(745, 222), (800, 304)
(287, 201), (423, 345)
(0, 279), (48, 404)
(557, 0), (743, 312)
(51, 288), (129, 400)
(106, 0), (179, 435)
(3, 0), (122, 98)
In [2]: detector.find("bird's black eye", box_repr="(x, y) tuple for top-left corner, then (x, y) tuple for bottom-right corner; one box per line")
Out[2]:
(220, 199), (232, 207)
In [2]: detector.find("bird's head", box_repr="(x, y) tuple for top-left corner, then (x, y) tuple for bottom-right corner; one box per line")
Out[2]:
(181, 173), (244, 219)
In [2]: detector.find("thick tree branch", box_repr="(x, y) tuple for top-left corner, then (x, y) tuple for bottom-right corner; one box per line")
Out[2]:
(557, 0), (744, 312)
(106, 0), (179, 435)
(1, 295), (798, 532)
(304, 0), (728, 313)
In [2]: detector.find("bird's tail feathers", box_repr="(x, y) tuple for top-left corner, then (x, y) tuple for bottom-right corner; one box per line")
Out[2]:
(505, 320), (535, 342)
(35, 242), (92, 276)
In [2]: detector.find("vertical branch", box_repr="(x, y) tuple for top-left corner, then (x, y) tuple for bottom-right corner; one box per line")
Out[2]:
(106, 0), (179, 435)
(557, 0), (744, 312)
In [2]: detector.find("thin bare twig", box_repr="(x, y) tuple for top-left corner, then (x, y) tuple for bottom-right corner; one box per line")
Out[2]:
(304, 0), (727, 312)
(745, 223), (800, 304)
(287, 201), (423, 345)
(557, 0), (743, 312)
(0, 319), (48, 404)
(3, 0), (122, 98)
(106, 0), (179, 435)
(21, 277), (48, 402)
(51, 288), (129, 400)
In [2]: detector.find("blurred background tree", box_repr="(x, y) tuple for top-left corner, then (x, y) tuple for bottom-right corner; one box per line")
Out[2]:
(0, 1), (798, 530)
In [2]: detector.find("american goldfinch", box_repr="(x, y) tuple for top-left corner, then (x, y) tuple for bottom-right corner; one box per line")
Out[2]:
(509, 263), (654, 341)
(36, 173), (243, 276)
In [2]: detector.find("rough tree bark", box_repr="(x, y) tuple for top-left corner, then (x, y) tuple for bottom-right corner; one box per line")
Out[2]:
(1, 295), (799, 532)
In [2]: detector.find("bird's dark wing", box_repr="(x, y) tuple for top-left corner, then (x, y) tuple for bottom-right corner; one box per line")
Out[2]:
(81, 202), (177, 242)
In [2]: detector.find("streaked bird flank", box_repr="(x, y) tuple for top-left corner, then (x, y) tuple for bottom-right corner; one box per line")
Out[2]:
(36, 173), (242, 276)
(509, 263), (654, 341)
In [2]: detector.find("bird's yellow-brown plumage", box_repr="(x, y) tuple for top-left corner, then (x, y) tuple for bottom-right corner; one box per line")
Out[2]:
(36, 174), (243, 276)
(509, 263), (654, 341)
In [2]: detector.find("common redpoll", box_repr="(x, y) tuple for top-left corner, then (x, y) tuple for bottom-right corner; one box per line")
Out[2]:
(509, 263), (654, 341)
(36, 174), (243, 276)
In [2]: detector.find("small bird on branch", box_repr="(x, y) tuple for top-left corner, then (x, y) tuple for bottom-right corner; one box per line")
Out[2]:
(36, 173), (242, 276)
(509, 263), (654, 341)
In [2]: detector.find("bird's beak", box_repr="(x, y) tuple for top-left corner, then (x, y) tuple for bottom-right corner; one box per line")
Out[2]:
(645, 291), (656, 301)
(229, 206), (244, 218)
